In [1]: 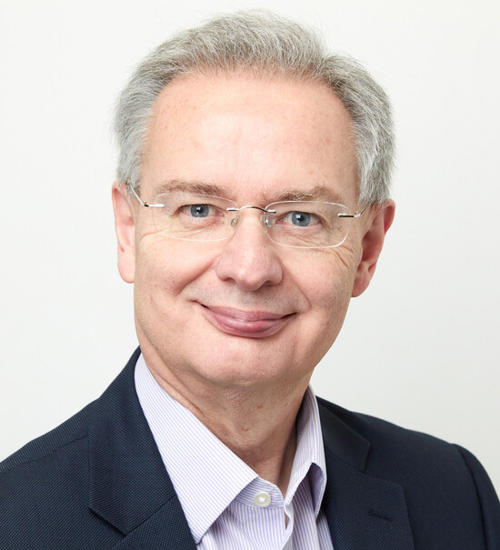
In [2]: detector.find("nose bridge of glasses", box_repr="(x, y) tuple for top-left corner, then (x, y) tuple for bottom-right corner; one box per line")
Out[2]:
(227, 205), (276, 229)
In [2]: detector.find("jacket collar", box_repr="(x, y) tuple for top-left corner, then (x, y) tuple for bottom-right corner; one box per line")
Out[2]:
(318, 400), (415, 550)
(87, 348), (196, 549)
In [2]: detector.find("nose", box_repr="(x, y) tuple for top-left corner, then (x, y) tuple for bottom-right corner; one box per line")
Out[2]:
(214, 211), (283, 291)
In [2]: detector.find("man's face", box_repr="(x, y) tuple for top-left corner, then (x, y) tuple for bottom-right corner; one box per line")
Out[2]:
(114, 72), (391, 392)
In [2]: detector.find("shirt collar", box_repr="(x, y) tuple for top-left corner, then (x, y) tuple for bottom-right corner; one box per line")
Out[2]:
(135, 354), (327, 542)
(289, 386), (327, 515)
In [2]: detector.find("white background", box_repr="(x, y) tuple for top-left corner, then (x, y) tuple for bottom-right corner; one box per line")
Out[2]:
(1, 0), (499, 492)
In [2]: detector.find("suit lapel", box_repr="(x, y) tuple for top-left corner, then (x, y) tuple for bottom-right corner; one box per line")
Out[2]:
(318, 400), (415, 550)
(88, 349), (196, 549)
(109, 496), (197, 550)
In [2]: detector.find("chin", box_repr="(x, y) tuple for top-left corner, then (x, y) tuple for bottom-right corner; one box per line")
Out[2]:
(187, 353), (286, 387)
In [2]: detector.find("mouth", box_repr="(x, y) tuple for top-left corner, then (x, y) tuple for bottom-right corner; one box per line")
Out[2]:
(198, 304), (294, 338)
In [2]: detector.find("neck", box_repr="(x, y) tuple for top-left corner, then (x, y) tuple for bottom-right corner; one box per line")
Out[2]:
(142, 349), (310, 496)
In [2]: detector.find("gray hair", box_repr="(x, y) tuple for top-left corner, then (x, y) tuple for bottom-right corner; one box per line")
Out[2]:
(114, 11), (394, 203)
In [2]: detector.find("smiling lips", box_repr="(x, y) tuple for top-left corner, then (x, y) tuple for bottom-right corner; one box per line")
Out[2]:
(199, 304), (293, 338)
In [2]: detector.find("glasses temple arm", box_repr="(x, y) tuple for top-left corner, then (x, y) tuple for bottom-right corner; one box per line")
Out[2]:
(338, 206), (368, 219)
(126, 183), (164, 208)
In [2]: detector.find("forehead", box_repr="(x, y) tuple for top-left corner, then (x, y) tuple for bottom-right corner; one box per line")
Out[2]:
(141, 71), (359, 204)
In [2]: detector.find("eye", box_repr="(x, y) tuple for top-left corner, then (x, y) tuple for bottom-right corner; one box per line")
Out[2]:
(283, 211), (319, 227)
(183, 204), (215, 218)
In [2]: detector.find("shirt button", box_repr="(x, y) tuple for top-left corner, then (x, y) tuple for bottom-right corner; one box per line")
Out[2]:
(254, 491), (271, 508)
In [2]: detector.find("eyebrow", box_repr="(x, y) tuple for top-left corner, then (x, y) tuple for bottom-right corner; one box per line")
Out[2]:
(152, 180), (345, 204)
(154, 179), (227, 197)
(274, 186), (344, 203)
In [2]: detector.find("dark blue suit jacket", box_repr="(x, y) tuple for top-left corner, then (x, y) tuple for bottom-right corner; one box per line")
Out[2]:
(1, 348), (499, 549)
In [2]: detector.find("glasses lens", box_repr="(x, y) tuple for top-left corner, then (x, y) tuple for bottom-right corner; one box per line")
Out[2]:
(151, 191), (235, 241)
(265, 201), (352, 248)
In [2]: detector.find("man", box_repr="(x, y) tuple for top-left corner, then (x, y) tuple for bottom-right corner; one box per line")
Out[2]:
(1, 11), (499, 550)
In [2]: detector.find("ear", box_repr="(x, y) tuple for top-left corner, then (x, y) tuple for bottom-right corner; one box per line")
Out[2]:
(112, 181), (136, 283)
(352, 200), (395, 297)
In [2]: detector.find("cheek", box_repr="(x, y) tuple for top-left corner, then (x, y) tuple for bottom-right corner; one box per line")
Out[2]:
(133, 242), (199, 351)
(133, 238), (216, 314)
(305, 245), (358, 299)
(310, 269), (352, 329)
(137, 238), (194, 284)
(285, 265), (353, 377)
(299, 248), (358, 337)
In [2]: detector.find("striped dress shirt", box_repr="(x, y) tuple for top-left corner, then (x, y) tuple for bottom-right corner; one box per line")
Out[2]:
(135, 355), (334, 549)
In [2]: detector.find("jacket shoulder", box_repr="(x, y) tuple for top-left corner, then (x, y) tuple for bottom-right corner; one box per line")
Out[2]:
(0, 398), (124, 549)
(318, 396), (465, 463)
(316, 396), (498, 504)
(318, 397), (500, 549)
(0, 400), (94, 474)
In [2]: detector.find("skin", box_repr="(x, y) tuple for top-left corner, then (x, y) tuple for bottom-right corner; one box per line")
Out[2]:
(112, 71), (395, 495)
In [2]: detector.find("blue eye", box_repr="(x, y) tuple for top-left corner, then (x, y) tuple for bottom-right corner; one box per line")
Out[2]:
(190, 204), (211, 217)
(287, 211), (313, 226)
